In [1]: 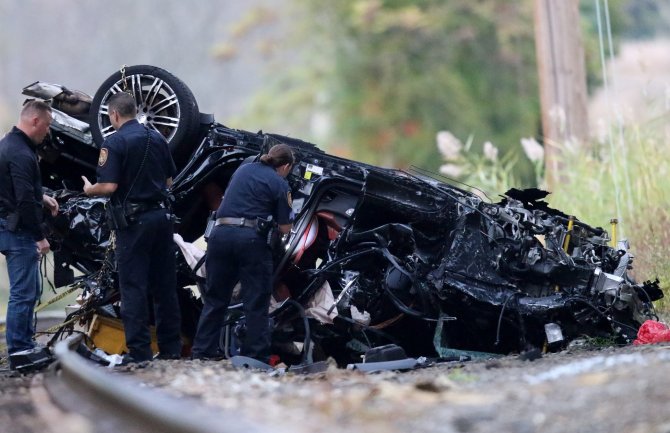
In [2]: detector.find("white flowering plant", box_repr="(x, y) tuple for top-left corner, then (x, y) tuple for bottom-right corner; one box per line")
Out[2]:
(436, 131), (531, 199)
(520, 137), (546, 188)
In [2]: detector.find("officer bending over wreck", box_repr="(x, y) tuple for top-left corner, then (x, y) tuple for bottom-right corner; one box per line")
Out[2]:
(82, 92), (182, 364)
(192, 144), (294, 362)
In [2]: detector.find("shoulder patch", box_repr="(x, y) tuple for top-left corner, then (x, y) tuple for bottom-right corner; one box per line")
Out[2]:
(98, 148), (108, 167)
(287, 191), (293, 208)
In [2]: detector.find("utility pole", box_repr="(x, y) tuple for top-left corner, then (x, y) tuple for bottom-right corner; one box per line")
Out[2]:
(533, 0), (589, 189)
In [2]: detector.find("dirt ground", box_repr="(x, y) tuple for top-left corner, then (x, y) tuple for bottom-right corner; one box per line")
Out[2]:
(0, 331), (49, 433)
(124, 342), (670, 433)
(3, 329), (670, 433)
(0, 372), (50, 433)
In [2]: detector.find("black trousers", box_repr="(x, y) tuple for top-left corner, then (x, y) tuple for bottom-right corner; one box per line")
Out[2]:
(115, 209), (182, 361)
(192, 225), (272, 362)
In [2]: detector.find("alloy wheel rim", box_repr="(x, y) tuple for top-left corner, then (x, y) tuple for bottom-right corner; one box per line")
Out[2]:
(97, 73), (181, 142)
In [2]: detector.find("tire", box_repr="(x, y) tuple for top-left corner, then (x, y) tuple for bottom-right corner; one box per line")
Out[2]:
(89, 65), (201, 167)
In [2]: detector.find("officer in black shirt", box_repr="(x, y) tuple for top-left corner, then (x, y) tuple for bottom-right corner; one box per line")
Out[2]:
(82, 92), (181, 363)
(192, 144), (294, 362)
(0, 100), (58, 359)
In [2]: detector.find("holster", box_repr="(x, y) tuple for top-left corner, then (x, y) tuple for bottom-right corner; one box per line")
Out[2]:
(105, 201), (128, 230)
(267, 227), (282, 250)
(204, 211), (216, 242)
(256, 216), (279, 248)
(6, 212), (20, 232)
(255, 216), (272, 240)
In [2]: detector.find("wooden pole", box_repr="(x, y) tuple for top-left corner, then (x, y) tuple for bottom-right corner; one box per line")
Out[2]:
(533, 0), (589, 189)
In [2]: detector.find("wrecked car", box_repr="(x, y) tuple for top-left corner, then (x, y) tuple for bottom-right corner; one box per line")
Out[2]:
(26, 65), (663, 366)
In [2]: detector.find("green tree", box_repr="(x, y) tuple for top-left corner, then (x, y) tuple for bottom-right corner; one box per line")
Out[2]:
(238, 1), (541, 177)
(236, 0), (630, 187)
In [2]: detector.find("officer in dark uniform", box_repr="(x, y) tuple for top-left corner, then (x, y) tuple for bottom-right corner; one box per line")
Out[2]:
(82, 92), (181, 363)
(192, 143), (295, 362)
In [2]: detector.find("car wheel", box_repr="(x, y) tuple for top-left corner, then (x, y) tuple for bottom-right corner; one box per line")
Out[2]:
(89, 65), (201, 167)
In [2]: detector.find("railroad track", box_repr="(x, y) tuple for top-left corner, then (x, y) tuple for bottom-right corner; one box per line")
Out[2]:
(21, 333), (670, 433)
(37, 335), (274, 433)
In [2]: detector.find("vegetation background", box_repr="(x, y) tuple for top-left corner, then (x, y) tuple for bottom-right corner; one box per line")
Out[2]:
(1, 0), (669, 315)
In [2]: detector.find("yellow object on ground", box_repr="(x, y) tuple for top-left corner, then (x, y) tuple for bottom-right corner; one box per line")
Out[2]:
(87, 314), (158, 355)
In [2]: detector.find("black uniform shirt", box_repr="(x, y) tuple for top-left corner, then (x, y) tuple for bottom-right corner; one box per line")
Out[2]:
(217, 162), (292, 225)
(96, 120), (176, 203)
(0, 127), (45, 240)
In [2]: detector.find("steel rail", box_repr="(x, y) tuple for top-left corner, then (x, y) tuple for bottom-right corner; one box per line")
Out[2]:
(47, 334), (271, 433)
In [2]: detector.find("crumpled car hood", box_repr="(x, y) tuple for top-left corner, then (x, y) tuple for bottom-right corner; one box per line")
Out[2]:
(31, 72), (663, 366)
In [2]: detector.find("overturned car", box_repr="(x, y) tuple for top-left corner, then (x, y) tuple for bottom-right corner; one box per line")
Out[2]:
(29, 65), (663, 366)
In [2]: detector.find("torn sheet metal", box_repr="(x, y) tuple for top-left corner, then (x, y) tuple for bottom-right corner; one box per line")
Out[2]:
(30, 68), (664, 368)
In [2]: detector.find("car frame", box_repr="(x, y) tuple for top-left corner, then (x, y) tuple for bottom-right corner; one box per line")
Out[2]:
(25, 65), (663, 366)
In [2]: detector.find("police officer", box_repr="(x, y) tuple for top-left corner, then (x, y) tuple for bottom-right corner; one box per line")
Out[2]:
(0, 100), (58, 361)
(192, 143), (294, 362)
(82, 92), (181, 363)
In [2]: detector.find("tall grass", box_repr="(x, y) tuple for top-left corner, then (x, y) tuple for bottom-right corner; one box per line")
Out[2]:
(547, 122), (670, 310)
(437, 120), (670, 311)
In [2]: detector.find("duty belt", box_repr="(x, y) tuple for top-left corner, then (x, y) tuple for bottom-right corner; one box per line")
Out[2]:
(215, 217), (256, 228)
(125, 201), (166, 217)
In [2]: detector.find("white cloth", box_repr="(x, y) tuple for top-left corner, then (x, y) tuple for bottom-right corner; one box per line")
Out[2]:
(173, 233), (206, 278)
(304, 280), (339, 324)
